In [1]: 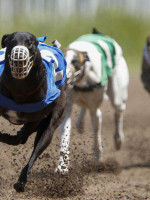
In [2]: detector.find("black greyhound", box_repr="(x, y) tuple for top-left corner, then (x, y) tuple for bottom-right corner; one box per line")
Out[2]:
(0, 32), (67, 192)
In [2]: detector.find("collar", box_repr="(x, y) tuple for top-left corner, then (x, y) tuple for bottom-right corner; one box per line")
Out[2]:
(73, 82), (102, 92)
(3, 80), (41, 96)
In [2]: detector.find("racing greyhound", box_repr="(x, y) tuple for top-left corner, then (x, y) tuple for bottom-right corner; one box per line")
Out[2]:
(56, 28), (129, 173)
(0, 32), (67, 192)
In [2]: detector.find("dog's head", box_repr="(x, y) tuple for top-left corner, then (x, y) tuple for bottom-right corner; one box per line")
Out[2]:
(146, 35), (150, 53)
(64, 48), (89, 87)
(1, 32), (39, 79)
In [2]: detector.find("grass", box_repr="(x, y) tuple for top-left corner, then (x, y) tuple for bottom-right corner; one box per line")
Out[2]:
(0, 8), (149, 73)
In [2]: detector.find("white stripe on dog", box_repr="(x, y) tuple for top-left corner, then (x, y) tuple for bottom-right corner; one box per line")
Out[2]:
(98, 40), (112, 68)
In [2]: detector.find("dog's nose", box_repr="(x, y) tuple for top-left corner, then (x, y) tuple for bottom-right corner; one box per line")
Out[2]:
(14, 54), (24, 60)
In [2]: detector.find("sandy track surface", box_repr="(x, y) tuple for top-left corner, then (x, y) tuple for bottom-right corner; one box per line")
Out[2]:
(0, 74), (149, 200)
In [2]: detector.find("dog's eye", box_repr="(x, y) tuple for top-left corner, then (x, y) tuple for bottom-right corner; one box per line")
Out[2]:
(9, 39), (16, 46)
(26, 39), (33, 49)
(71, 59), (80, 70)
(71, 59), (80, 66)
(147, 42), (150, 47)
(28, 41), (33, 49)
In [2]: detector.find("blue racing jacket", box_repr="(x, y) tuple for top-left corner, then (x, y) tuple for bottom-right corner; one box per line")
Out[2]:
(0, 36), (67, 113)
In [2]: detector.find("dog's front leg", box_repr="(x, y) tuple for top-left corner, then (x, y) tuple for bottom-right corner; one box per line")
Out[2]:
(114, 110), (124, 150)
(14, 102), (67, 192)
(14, 117), (55, 192)
(0, 121), (40, 145)
(17, 121), (40, 144)
(90, 108), (103, 162)
(76, 107), (86, 133)
(56, 102), (72, 174)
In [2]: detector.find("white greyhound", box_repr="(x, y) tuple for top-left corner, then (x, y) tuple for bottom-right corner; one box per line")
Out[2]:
(56, 28), (129, 173)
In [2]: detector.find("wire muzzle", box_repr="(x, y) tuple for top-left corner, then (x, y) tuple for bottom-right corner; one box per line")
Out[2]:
(9, 45), (33, 79)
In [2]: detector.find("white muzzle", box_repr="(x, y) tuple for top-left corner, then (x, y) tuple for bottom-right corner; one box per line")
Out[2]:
(66, 64), (84, 88)
(9, 45), (33, 79)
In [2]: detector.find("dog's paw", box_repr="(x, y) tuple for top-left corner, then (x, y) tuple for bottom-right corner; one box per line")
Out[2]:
(55, 164), (69, 174)
(114, 133), (124, 150)
(14, 181), (25, 192)
(76, 122), (84, 133)
(0, 132), (2, 140)
(76, 126), (84, 134)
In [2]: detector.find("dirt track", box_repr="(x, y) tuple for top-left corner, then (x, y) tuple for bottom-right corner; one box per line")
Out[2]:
(0, 73), (149, 200)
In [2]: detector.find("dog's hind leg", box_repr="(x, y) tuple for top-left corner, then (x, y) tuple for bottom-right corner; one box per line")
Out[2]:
(90, 108), (103, 162)
(76, 107), (86, 133)
(113, 109), (125, 150)
(108, 84), (126, 150)
(0, 121), (40, 145)
(107, 56), (129, 150)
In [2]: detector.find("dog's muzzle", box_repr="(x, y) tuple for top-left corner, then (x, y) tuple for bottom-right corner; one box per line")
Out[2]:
(9, 45), (33, 79)
(66, 64), (84, 88)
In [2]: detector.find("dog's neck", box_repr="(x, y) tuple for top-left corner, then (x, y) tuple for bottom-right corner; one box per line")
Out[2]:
(0, 52), (47, 104)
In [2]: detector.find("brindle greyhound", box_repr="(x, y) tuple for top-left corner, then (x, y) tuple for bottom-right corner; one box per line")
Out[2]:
(0, 32), (67, 192)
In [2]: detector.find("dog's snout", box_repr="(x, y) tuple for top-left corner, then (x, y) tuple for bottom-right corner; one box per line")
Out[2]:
(13, 53), (24, 60)
(11, 46), (29, 60)
(9, 45), (33, 79)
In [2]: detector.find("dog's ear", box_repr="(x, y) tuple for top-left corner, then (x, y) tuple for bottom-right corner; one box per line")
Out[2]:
(78, 52), (89, 64)
(146, 35), (150, 52)
(147, 35), (150, 46)
(62, 48), (69, 57)
(34, 37), (39, 47)
(1, 34), (10, 48)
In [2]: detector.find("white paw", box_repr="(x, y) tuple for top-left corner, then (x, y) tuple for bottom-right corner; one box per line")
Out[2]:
(55, 164), (69, 174)
(55, 151), (70, 174)
(93, 154), (103, 163)
(93, 147), (103, 163)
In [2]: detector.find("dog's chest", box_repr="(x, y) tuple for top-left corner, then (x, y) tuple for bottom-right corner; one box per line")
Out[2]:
(70, 88), (104, 109)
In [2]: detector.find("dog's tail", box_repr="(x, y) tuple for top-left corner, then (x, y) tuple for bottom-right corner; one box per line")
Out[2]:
(92, 27), (104, 35)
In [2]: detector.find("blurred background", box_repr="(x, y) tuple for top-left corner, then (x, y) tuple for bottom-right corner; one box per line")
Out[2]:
(0, 0), (150, 72)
